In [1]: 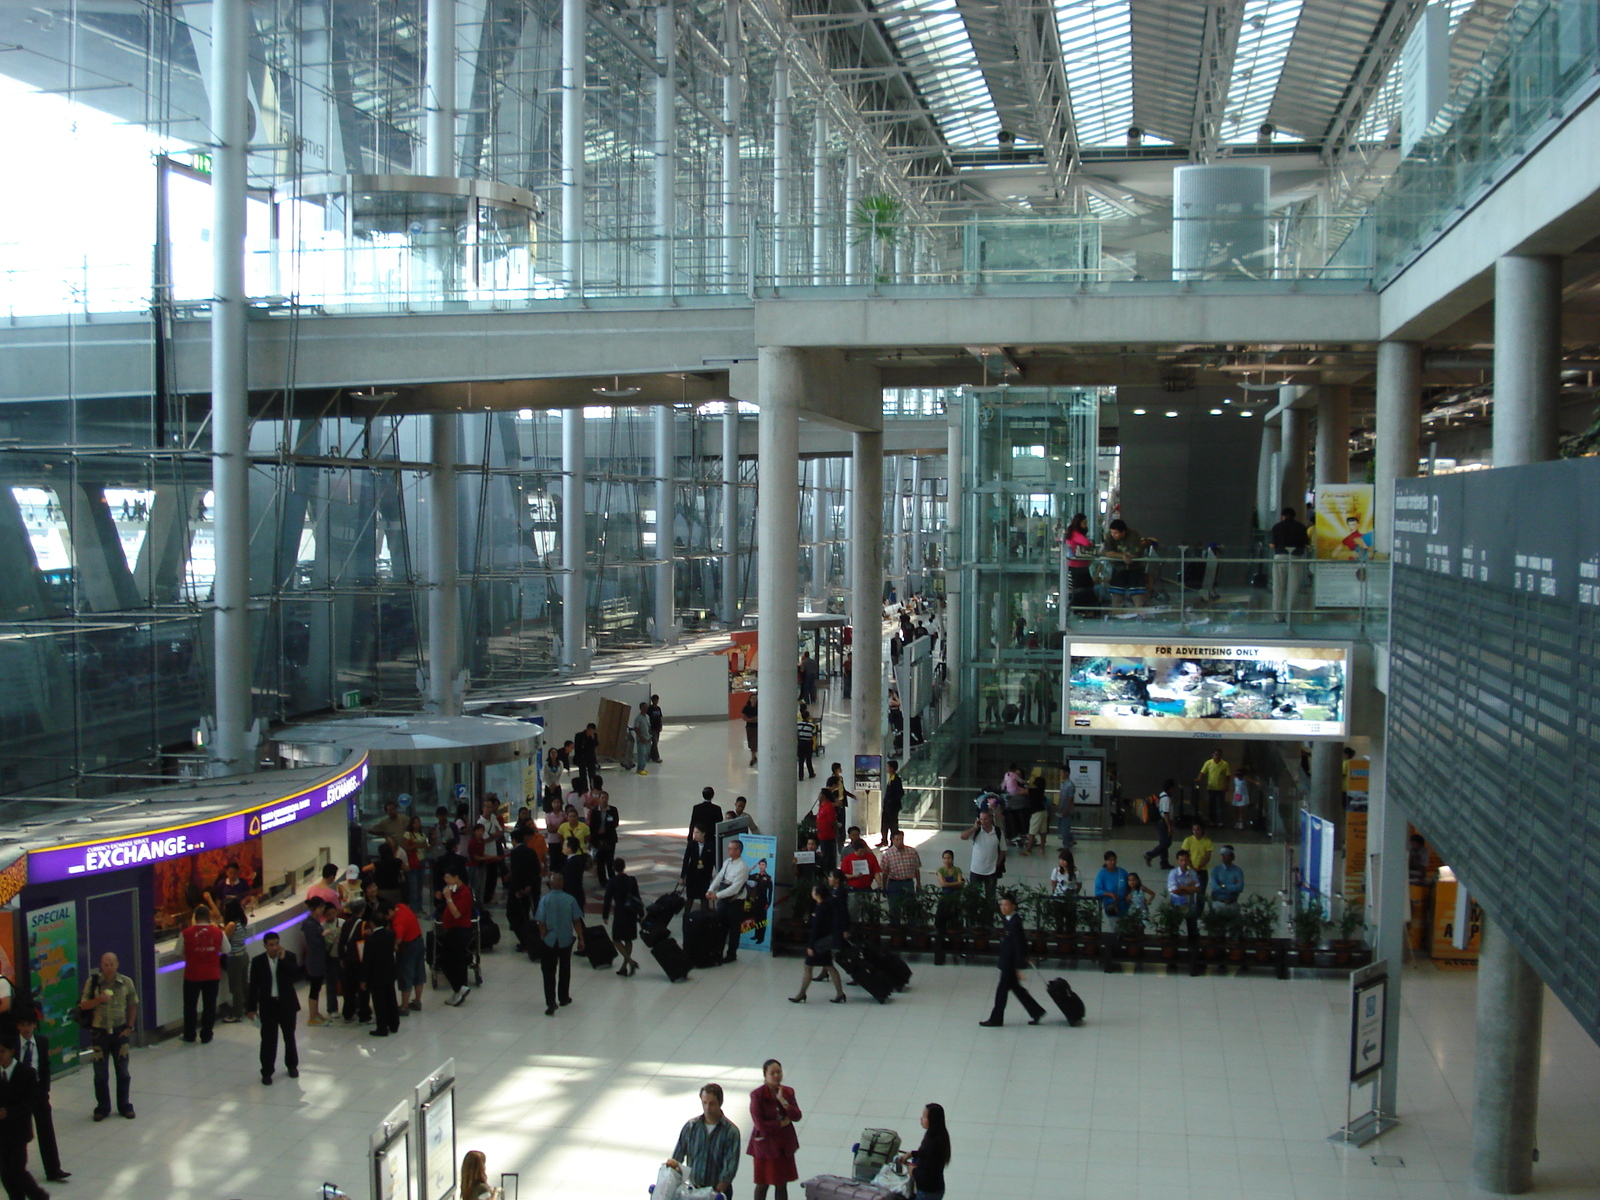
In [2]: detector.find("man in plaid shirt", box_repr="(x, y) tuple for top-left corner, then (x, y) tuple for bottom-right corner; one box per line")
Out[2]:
(879, 830), (922, 920)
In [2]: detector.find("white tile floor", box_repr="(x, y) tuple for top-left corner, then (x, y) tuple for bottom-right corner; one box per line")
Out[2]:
(45, 713), (1600, 1200)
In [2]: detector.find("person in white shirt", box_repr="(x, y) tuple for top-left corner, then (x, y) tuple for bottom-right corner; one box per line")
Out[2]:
(959, 809), (1006, 908)
(705, 840), (752, 964)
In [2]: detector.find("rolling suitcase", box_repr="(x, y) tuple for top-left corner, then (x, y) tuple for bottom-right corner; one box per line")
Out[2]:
(851, 1128), (901, 1181)
(801, 1175), (890, 1200)
(685, 911), (726, 968)
(651, 936), (692, 982)
(583, 924), (617, 969)
(836, 945), (893, 1004)
(644, 889), (686, 927)
(857, 944), (911, 991)
(478, 910), (501, 951)
(1047, 976), (1086, 1026)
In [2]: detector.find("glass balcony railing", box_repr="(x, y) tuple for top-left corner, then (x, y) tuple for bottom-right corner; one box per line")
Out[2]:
(1373, 0), (1600, 283)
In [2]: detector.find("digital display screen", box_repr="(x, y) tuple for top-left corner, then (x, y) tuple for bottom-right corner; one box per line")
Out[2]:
(1063, 641), (1350, 739)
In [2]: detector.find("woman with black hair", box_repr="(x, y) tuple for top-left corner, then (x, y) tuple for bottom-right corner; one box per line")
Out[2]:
(788, 884), (845, 1004)
(900, 1102), (950, 1200)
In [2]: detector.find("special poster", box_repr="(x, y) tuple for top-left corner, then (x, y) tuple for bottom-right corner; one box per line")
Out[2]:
(27, 902), (80, 1074)
(737, 834), (777, 954)
(1315, 484), (1375, 560)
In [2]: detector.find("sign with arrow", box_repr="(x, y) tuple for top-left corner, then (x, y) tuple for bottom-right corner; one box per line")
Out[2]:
(1349, 967), (1387, 1082)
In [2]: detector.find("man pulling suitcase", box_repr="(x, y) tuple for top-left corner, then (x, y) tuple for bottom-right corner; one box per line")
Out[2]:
(978, 893), (1046, 1027)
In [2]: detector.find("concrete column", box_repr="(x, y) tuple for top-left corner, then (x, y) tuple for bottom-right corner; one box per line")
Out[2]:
(1307, 741), (1342, 824)
(1279, 403), (1309, 517)
(1255, 425), (1277, 528)
(1469, 259), (1554, 1192)
(654, 404), (676, 644)
(885, 455), (901, 590)
(850, 430), (885, 785)
(909, 456), (924, 594)
(756, 349), (802, 873)
(1315, 384), (1351, 489)
(721, 405), (739, 624)
(561, 408), (588, 672)
(1470, 914), (1545, 1193)
(209, 0), (253, 775)
(720, 0), (741, 292)
(1492, 254), (1562, 467)
(560, 0), (585, 292)
(1373, 341), (1422, 556)
(1366, 729), (1407, 1117)
(424, 0), (456, 176)
(811, 116), (827, 283)
(427, 415), (461, 713)
(841, 457), (853, 597)
(653, 0), (675, 296)
(771, 63), (789, 284)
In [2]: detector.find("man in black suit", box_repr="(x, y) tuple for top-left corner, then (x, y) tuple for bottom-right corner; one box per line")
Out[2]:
(688, 787), (723, 845)
(0, 1035), (48, 1200)
(11, 1018), (62, 1184)
(245, 932), (300, 1085)
(979, 893), (1046, 1027)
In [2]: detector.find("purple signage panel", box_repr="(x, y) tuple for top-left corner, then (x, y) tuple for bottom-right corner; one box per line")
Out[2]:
(27, 756), (368, 885)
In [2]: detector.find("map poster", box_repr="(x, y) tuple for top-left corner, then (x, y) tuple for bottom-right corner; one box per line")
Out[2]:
(737, 835), (777, 954)
(27, 902), (80, 1074)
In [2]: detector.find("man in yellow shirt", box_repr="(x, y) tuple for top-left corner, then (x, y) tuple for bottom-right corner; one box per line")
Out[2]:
(1195, 750), (1232, 824)
(1181, 820), (1216, 912)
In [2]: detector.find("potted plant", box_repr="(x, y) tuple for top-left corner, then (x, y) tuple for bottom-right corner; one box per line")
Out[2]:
(1150, 900), (1184, 960)
(903, 885), (937, 951)
(851, 193), (903, 284)
(1076, 897), (1102, 957)
(1332, 904), (1366, 964)
(1238, 894), (1277, 963)
(961, 881), (997, 953)
(854, 888), (885, 948)
(1292, 897), (1326, 963)
(1115, 907), (1146, 958)
(1019, 885), (1053, 956)
(1200, 907), (1235, 960)
(1047, 888), (1080, 956)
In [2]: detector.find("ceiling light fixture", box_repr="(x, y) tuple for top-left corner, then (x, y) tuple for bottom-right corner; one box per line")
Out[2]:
(1209, 408), (1223, 415)
(1165, 411), (1179, 417)
(1240, 410), (1254, 417)
(592, 375), (642, 399)
(1131, 408), (1146, 415)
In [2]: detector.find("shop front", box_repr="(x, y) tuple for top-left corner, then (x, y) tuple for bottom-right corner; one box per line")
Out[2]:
(13, 754), (368, 1072)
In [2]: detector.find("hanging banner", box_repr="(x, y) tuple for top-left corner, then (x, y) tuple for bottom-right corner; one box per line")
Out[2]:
(737, 834), (777, 954)
(1315, 484), (1375, 560)
(1344, 811), (1368, 910)
(27, 902), (80, 1075)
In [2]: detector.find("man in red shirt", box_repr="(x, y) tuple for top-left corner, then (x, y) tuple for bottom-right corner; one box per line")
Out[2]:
(181, 906), (228, 1044)
(815, 793), (838, 872)
(390, 901), (426, 1014)
(838, 828), (881, 923)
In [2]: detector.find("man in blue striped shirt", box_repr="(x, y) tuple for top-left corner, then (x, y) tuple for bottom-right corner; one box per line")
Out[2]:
(667, 1083), (741, 1197)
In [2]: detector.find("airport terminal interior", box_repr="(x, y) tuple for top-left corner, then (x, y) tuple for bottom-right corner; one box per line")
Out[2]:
(1, 0), (1599, 1197)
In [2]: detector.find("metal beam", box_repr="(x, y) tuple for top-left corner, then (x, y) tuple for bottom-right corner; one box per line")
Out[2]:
(587, 5), (732, 136)
(1188, 0), (1245, 163)
(985, 0), (1078, 194)
(1320, 0), (1428, 163)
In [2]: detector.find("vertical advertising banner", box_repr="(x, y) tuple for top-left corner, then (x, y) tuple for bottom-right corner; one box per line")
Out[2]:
(26, 903), (80, 1075)
(1315, 484), (1376, 560)
(737, 834), (777, 954)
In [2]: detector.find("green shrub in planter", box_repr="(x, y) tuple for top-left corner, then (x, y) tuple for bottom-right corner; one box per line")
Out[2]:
(1150, 900), (1185, 940)
(1292, 897), (1327, 947)
(1202, 907), (1238, 940)
(1115, 907), (1147, 940)
(1335, 904), (1366, 943)
(1238, 894), (1277, 941)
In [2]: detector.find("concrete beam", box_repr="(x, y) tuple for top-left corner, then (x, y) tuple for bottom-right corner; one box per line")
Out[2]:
(729, 349), (884, 432)
(754, 288), (1378, 349)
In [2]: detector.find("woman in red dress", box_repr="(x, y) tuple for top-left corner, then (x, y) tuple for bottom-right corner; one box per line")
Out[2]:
(747, 1058), (803, 1199)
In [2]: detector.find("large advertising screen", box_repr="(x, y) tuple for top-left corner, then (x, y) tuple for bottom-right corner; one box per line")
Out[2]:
(1063, 641), (1350, 739)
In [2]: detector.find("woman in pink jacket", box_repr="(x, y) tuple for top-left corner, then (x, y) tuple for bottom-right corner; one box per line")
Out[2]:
(747, 1058), (803, 1198)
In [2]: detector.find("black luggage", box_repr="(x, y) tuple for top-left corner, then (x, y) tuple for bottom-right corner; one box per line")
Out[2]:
(478, 910), (501, 951)
(583, 924), (617, 969)
(651, 936), (692, 982)
(644, 889), (686, 927)
(837, 944), (893, 1004)
(1047, 976), (1086, 1026)
(640, 919), (671, 949)
(857, 943), (911, 991)
(685, 910), (726, 968)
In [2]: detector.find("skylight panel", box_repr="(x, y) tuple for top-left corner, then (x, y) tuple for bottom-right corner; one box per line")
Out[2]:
(877, 0), (1001, 145)
(1056, 0), (1134, 146)
(1218, 0), (1303, 143)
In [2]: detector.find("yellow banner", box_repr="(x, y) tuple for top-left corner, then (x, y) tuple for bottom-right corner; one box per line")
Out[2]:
(1315, 483), (1375, 560)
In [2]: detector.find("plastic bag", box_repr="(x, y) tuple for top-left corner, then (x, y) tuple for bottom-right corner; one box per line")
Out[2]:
(654, 1164), (683, 1200)
(870, 1161), (914, 1198)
